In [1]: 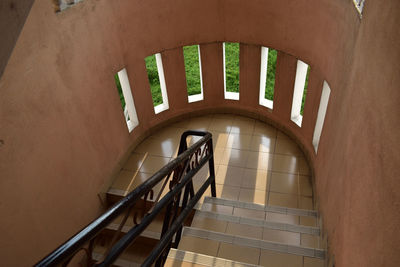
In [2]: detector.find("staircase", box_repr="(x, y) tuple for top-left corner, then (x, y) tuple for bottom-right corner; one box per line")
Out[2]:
(176, 197), (325, 266)
(37, 115), (326, 266)
(94, 195), (325, 266)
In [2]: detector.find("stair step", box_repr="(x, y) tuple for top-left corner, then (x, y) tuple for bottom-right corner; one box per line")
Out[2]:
(167, 248), (261, 267)
(105, 213), (165, 240)
(92, 252), (139, 267)
(204, 197), (318, 217)
(181, 227), (325, 259)
(92, 236), (157, 266)
(194, 210), (320, 235)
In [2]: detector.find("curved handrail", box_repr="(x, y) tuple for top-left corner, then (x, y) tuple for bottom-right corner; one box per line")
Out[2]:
(36, 130), (216, 266)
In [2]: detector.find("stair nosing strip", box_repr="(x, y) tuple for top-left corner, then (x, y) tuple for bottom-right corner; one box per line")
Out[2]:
(182, 227), (325, 259)
(194, 210), (320, 235)
(168, 248), (262, 267)
(204, 197), (318, 217)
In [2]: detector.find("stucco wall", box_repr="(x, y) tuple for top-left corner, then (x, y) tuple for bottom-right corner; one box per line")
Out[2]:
(0, 0), (34, 78)
(314, 0), (400, 266)
(1, 0), (398, 266)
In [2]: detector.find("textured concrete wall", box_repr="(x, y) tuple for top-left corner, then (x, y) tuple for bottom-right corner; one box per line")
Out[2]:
(1, 0), (398, 266)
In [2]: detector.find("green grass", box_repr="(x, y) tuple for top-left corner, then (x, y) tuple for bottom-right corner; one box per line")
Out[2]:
(300, 66), (310, 115)
(265, 49), (277, 100)
(145, 55), (163, 106)
(183, 45), (202, 96)
(225, 43), (240, 92)
(114, 74), (126, 109)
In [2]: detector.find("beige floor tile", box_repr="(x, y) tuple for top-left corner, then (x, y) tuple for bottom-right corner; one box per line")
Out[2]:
(259, 250), (303, 267)
(164, 258), (208, 267)
(268, 192), (298, 208)
(226, 222), (263, 239)
(299, 175), (313, 197)
(221, 149), (250, 168)
(300, 216), (317, 227)
(213, 148), (225, 165)
(226, 133), (253, 150)
(266, 212), (299, 224)
(187, 135), (204, 147)
(230, 117), (255, 134)
(299, 196), (314, 210)
(122, 153), (147, 172)
(201, 203), (233, 215)
(271, 154), (300, 174)
(249, 135), (276, 153)
(215, 184), (241, 200)
(253, 121), (277, 138)
(301, 233), (320, 248)
(217, 243), (260, 265)
(304, 257), (325, 267)
(241, 169), (270, 191)
(246, 151), (273, 170)
(233, 207), (266, 220)
(151, 126), (186, 142)
(216, 165), (245, 187)
(128, 172), (164, 196)
(262, 228), (300, 245)
(210, 131), (230, 148)
(178, 236), (220, 257)
(135, 137), (179, 158)
(209, 118), (233, 133)
(111, 170), (137, 191)
(192, 165), (212, 185)
(191, 216), (227, 232)
(270, 172), (299, 195)
(139, 155), (171, 174)
(275, 138), (303, 156)
(187, 117), (212, 131)
(238, 188), (268, 205)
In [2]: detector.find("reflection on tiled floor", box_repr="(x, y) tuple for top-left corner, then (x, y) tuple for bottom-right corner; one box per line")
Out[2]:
(109, 114), (314, 210)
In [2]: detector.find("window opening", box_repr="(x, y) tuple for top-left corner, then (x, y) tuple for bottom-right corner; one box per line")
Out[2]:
(115, 68), (139, 132)
(259, 47), (277, 109)
(291, 60), (310, 127)
(183, 45), (204, 103)
(312, 81), (331, 152)
(223, 42), (240, 100)
(145, 53), (169, 114)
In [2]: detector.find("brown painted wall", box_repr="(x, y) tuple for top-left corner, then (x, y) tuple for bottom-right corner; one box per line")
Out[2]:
(0, 0), (398, 266)
(0, 0), (34, 78)
(314, 0), (400, 266)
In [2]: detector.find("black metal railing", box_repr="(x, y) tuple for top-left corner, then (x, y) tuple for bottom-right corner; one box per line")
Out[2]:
(36, 130), (216, 267)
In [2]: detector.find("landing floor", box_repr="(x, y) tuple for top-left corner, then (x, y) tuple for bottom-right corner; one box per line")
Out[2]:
(110, 113), (314, 210)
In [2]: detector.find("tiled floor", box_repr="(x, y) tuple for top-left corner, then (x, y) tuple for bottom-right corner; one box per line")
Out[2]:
(109, 113), (314, 210)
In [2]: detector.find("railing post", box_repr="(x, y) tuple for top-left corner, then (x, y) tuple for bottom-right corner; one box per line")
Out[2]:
(208, 139), (217, 197)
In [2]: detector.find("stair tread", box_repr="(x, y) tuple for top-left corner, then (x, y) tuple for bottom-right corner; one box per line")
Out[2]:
(194, 210), (320, 235)
(204, 197), (318, 217)
(167, 248), (262, 267)
(181, 227), (325, 259)
(105, 213), (165, 240)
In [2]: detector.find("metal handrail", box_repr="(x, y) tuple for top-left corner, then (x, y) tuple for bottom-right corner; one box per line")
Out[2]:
(35, 130), (216, 267)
